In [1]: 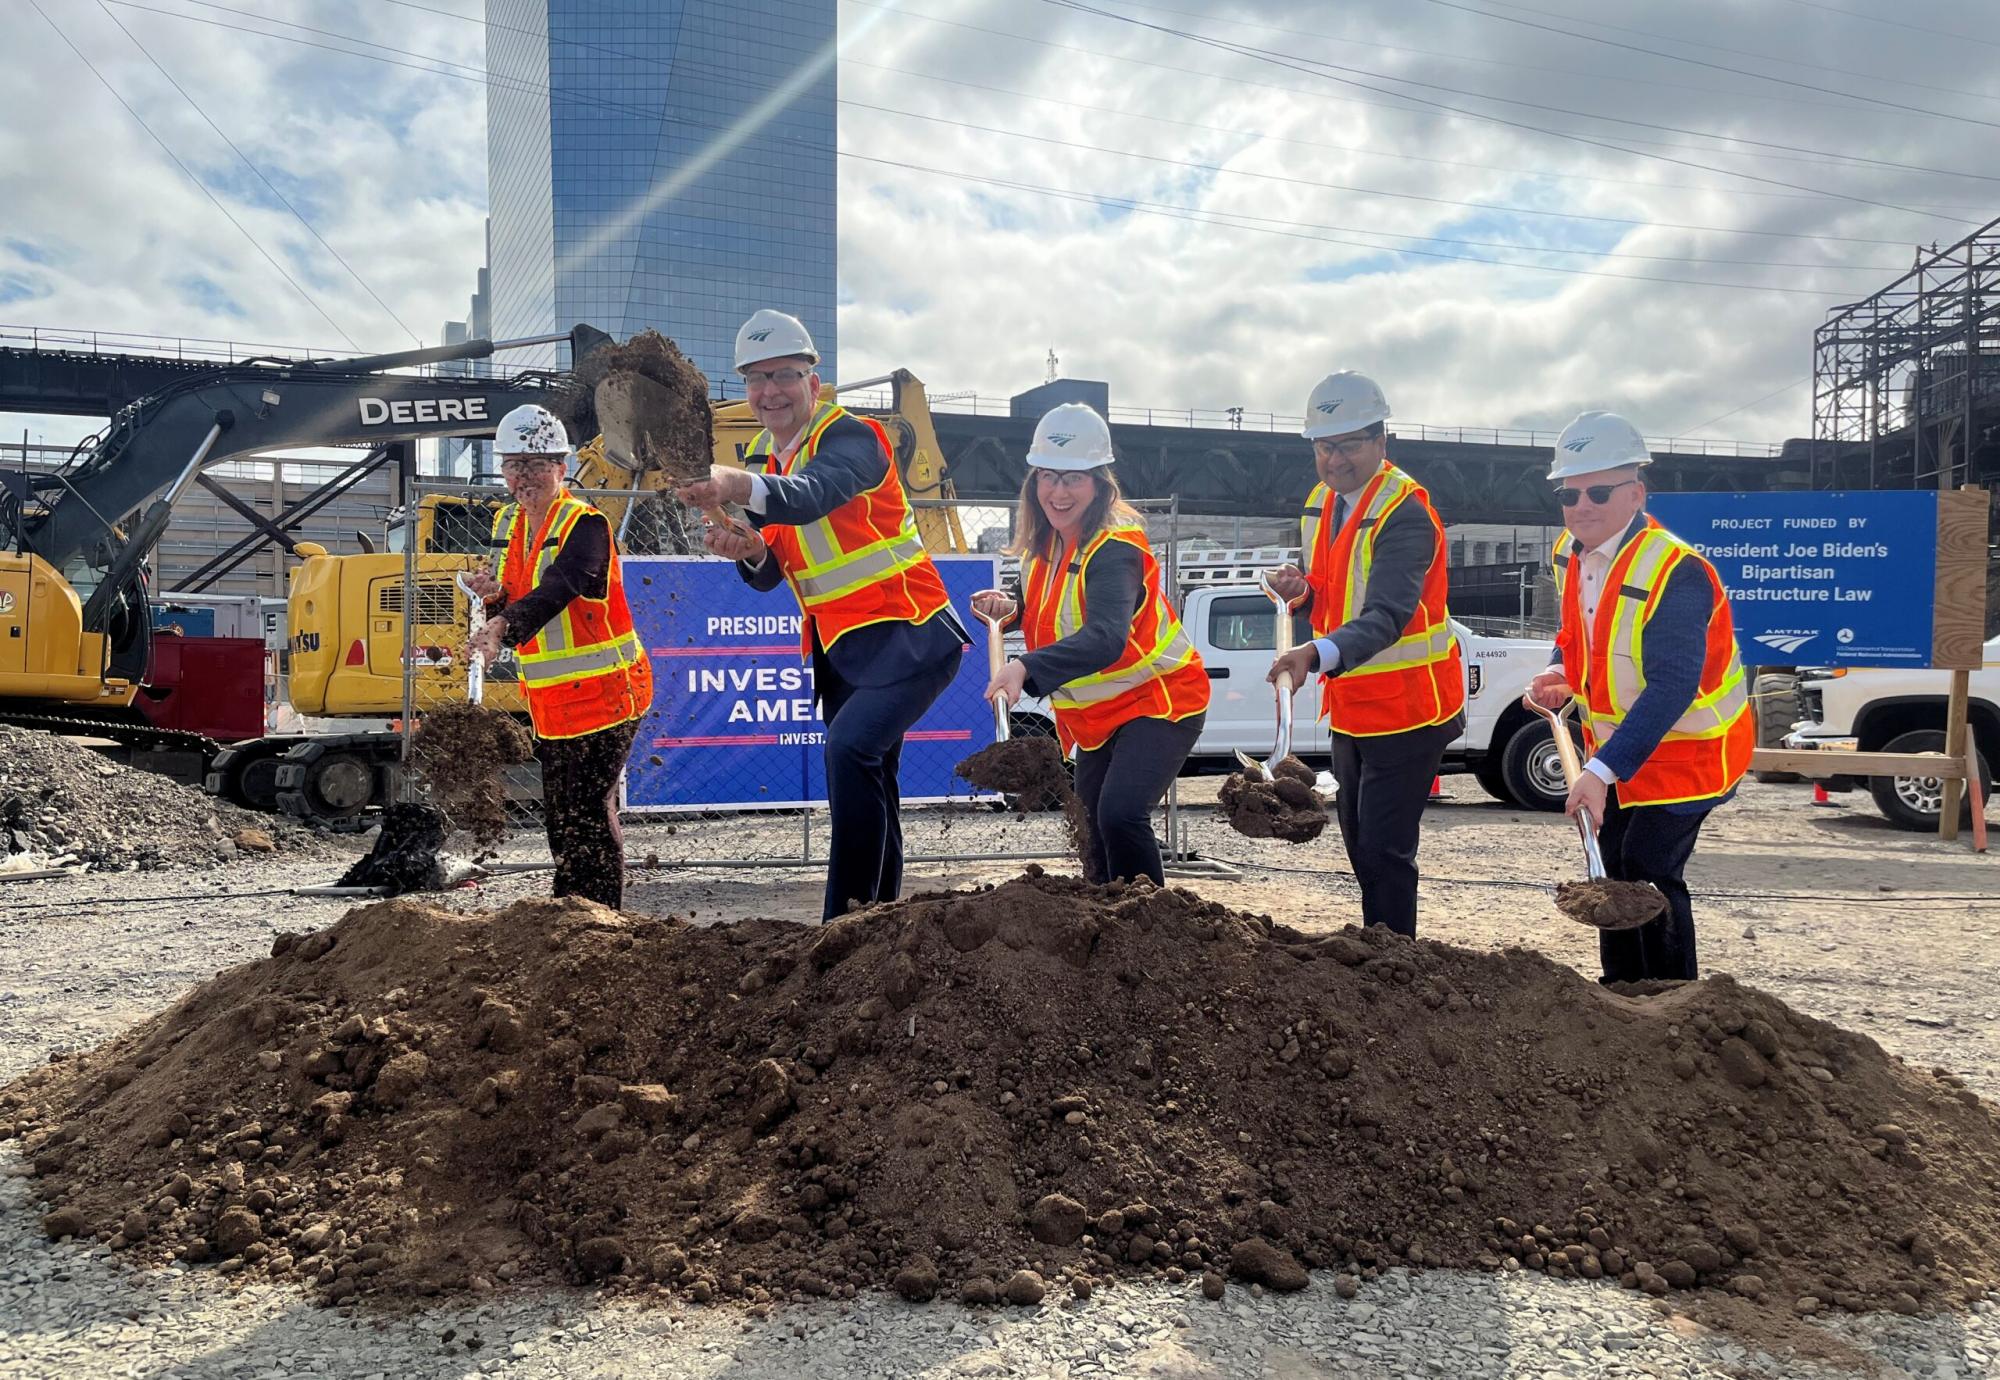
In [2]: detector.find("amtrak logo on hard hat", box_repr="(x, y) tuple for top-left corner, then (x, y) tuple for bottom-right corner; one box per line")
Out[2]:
(1317, 402), (1340, 414)
(747, 328), (773, 342)
(1561, 437), (1593, 452)
(1047, 433), (1076, 447)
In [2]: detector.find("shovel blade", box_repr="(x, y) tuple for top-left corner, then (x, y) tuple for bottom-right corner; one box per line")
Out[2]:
(594, 371), (704, 480)
(1234, 748), (1272, 780)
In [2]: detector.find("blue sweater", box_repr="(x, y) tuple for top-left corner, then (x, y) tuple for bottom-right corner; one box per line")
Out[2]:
(1555, 515), (1732, 812)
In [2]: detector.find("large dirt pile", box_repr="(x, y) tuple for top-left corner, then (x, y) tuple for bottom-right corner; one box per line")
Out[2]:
(5, 874), (1996, 1321)
(0, 724), (324, 870)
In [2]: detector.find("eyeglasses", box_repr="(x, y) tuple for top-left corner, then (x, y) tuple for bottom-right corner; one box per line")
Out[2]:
(1034, 468), (1096, 490)
(499, 456), (558, 473)
(1555, 479), (1639, 507)
(743, 367), (810, 389)
(1314, 435), (1378, 460)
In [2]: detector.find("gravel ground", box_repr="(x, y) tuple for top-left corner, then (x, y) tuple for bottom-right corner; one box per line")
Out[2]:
(2, 781), (1997, 1378)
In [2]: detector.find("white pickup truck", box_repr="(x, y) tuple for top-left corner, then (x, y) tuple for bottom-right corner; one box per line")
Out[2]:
(1784, 635), (1999, 829)
(1004, 558), (1567, 809)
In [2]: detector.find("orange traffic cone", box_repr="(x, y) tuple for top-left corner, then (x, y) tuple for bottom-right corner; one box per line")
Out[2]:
(1428, 775), (1445, 801)
(1811, 781), (1842, 808)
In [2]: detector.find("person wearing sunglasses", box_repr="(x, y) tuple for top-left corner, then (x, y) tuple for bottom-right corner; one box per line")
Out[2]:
(1264, 371), (1465, 937)
(970, 404), (1210, 887)
(1525, 411), (1754, 984)
(675, 310), (969, 923)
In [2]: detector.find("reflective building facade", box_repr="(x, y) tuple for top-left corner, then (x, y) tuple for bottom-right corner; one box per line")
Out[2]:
(485, 0), (837, 383)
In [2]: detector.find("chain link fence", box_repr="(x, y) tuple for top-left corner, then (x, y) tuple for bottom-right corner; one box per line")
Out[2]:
(393, 484), (1208, 877)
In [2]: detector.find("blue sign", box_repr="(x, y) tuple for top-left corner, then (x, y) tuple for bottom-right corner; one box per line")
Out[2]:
(1649, 491), (1937, 667)
(621, 555), (1000, 811)
(153, 605), (217, 637)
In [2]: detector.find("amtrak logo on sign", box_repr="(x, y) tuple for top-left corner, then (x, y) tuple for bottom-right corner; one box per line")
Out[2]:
(747, 328), (773, 342)
(1753, 630), (1817, 655)
(1561, 437), (1593, 453)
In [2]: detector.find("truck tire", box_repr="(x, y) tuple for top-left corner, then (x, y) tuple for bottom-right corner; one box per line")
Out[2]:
(1470, 753), (1511, 805)
(1752, 671), (1803, 783)
(1867, 730), (1993, 832)
(1498, 718), (1574, 813)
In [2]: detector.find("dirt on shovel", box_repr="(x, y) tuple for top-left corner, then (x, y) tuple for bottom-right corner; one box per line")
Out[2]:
(1219, 755), (1329, 844)
(410, 704), (536, 847)
(556, 329), (714, 481)
(1555, 878), (1670, 930)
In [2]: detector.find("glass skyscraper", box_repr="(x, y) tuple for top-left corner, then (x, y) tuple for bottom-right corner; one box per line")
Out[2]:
(484, 0), (837, 384)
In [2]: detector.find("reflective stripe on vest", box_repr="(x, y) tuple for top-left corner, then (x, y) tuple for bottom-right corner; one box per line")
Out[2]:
(1023, 524), (1209, 752)
(751, 402), (949, 653)
(1553, 518), (1752, 805)
(1301, 464), (1465, 736)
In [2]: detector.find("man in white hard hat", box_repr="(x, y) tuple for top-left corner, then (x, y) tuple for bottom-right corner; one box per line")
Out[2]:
(675, 310), (968, 922)
(1265, 371), (1465, 937)
(463, 403), (654, 908)
(1525, 411), (1753, 983)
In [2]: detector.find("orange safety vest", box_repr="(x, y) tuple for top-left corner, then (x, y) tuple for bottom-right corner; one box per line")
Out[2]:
(751, 402), (950, 656)
(1022, 524), (1210, 753)
(1554, 517), (1752, 806)
(493, 490), (654, 740)
(1301, 463), (1465, 736)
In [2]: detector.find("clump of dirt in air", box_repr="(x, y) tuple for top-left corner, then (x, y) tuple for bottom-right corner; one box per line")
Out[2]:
(410, 704), (534, 846)
(13, 872), (1999, 1328)
(557, 329), (713, 481)
(956, 737), (1092, 868)
(1555, 878), (1670, 930)
(1219, 755), (1329, 843)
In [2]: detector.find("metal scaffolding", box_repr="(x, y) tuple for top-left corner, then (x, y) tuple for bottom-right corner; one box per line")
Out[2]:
(1812, 215), (2000, 491)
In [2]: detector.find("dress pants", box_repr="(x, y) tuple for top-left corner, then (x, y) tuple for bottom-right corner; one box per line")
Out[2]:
(1329, 716), (1460, 937)
(534, 717), (639, 909)
(1071, 712), (1206, 886)
(1596, 793), (1712, 983)
(818, 654), (959, 921)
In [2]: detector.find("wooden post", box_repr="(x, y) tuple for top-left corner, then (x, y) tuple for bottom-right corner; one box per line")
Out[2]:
(1967, 728), (1989, 854)
(1932, 486), (1988, 843)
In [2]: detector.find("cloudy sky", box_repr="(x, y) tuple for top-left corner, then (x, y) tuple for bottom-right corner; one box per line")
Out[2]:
(5, 0), (1996, 447)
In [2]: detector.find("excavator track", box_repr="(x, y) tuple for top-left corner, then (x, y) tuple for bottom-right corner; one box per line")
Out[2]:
(0, 710), (220, 760)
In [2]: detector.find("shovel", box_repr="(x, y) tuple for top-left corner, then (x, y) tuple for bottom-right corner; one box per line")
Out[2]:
(1236, 570), (1302, 781)
(594, 372), (742, 532)
(1524, 696), (1667, 930)
(976, 599), (1015, 742)
(454, 571), (487, 706)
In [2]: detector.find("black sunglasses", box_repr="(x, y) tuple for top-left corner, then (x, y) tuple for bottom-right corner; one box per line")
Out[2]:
(1555, 479), (1638, 507)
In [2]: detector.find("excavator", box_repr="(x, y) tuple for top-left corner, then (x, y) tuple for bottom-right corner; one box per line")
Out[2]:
(211, 368), (970, 820)
(0, 326), (613, 783)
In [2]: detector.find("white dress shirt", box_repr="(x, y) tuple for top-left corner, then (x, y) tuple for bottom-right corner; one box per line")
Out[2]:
(1574, 531), (1626, 786)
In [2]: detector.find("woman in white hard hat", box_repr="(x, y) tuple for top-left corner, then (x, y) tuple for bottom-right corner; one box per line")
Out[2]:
(972, 403), (1210, 886)
(1525, 411), (1753, 983)
(464, 403), (653, 908)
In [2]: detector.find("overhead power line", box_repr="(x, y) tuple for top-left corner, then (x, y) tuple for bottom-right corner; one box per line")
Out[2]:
(1677, 377), (1812, 437)
(1412, 0), (2000, 130)
(114, 0), (1957, 262)
(1772, 0), (2000, 50)
(1460, 0), (2000, 101)
(91, 0), (422, 346)
(1039, 0), (1981, 225)
(843, 153), (1862, 298)
(23, 0), (363, 349)
(845, 0), (2000, 188)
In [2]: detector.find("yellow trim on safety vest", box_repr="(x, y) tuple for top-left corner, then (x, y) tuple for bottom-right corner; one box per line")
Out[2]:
(1042, 527), (1200, 710)
(493, 493), (640, 690)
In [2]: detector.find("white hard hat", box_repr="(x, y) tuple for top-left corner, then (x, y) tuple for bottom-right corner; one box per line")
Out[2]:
(1301, 370), (1391, 439)
(1549, 411), (1652, 481)
(494, 403), (569, 457)
(1026, 402), (1114, 472)
(734, 309), (819, 371)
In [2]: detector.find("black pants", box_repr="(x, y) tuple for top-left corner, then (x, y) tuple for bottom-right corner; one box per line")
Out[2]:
(818, 656), (959, 922)
(534, 718), (638, 910)
(1330, 716), (1460, 937)
(1597, 792), (1712, 983)
(1073, 712), (1205, 887)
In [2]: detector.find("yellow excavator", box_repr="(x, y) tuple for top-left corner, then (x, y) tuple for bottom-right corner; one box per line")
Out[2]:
(215, 369), (969, 819)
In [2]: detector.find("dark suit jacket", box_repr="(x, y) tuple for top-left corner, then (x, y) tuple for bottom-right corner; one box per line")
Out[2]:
(737, 412), (968, 691)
